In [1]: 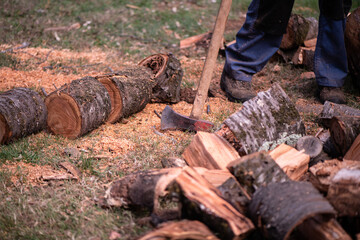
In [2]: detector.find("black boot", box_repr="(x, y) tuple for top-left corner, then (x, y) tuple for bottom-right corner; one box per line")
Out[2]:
(319, 86), (347, 104)
(220, 71), (256, 103)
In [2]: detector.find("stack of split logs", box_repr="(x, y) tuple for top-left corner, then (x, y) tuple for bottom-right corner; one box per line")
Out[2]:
(101, 83), (360, 240)
(0, 53), (183, 143)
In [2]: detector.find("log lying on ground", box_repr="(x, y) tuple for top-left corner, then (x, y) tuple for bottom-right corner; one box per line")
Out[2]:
(218, 83), (305, 155)
(345, 7), (360, 89)
(319, 101), (360, 128)
(280, 14), (310, 50)
(270, 143), (310, 181)
(138, 53), (183, 103)
(182, 131), (240, 170)
(0, 88), (47, 144)
(96, 66), (152, 123)
(344, 134), (360, 161)
(327, 168), (360, 217)
(138, 220), (220, 240)
(249, 181), (338, 240)
(170, 167), (254, 239)
(180, 32), (213, 49)
(45, 77), (111, 139)
(329, 116), (360, 156)
(292, 46), (315, 71)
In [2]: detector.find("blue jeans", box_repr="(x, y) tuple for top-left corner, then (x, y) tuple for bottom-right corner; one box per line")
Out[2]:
(224, 0), (349, 87)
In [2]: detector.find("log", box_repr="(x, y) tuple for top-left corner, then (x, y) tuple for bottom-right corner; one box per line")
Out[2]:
(327, 168), (360, 217)
(280, 14), (310, 50)
(182, 131), (240, 170)
(344, 134), (360, 161)
(316, 129), (342, 158)
(220, 83), (305, 155)
(248, 181), (336, 240)
(170, 166), (254, 239)
(96, 66), (152, 123)
(227, 151), (289, 196)
(291, 46), (315, 71)
(138, 53), (183, 103)
(305, 17), (318, 40)
(45, 77), (111, 139)
(0, 88), (47, 144)
(138, 220), (220, 240)
(295, 135), (323, 158)
(269, 143), (310, 181)
(180, 32), (213, 49)
(319, 101), (360, 128)
(329, 115), (360, 156)
(345, 7), (360, 89)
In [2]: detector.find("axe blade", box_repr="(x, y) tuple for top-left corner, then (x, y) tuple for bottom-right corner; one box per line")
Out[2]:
(160, 105), (214, 132)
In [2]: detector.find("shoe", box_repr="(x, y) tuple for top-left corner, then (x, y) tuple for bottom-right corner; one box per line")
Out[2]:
(319, 86), (347, 104)
(220, 70), (256, 103)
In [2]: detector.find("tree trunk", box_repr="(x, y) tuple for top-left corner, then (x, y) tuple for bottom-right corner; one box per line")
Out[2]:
(221, 83), (305, 155)
(45, 77), (111, 139)
(0, 88), (47, 144)
(249, 181), (336, 240)
(280, 14), (310, 50)
(138, 53), (183, 103)
(344, 134), (360, 161)
(319, 101), (360, 128)
(96, 66), (152, 123)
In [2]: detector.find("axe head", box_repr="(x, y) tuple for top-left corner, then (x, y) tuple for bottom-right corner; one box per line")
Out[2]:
(160, 105), (214, 132)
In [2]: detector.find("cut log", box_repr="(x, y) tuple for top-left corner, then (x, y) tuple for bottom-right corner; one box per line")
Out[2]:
(316, 129), (342, 158)
(345, 7), (360, 89)
(295, 135), (323, 158)
(304, 38), (317, 48)
(0, 88), (47, 144)
(170, 166), (254, 239)
(319, 101), (360, 128)
(138, 220), (220, 240)
(327, 168), (360, 217)
(292, 46), (315, 71)
(270, 143), (310, 181)
(248, 181), (336, 240)
(280, 14), (310, 50)
(329, 115), (360, 156)
(305, 17), (318, 40)
(45, 77), (111, 139)
(180, 32), (213, 49)
(344, 134), (360, 161)
(227, 151), (289, 196)
(138, 53), (183, 103)
(182, 131), (240, 170)
(219, 83), (305, 155)
(96, 66), (152, 123)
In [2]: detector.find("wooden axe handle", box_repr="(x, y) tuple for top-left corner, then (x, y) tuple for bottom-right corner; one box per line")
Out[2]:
(190, 0), (232, 119)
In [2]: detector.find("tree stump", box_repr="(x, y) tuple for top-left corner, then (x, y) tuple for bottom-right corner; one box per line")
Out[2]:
(45, 77), (111, 139)
(280, 14), (310, 50)
(0, 88), (47, 144)
(345, 7), (360, 89)
(139, 53), (183, 103)
(96, 66), (152, 123)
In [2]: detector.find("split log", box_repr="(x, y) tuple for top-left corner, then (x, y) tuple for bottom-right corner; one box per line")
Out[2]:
(327, 168), (360, 217)
(45, 77), (111, 139)
(291, 46), (315, 71)
(280, 14), (310, 50)
(138, 220), (220, 240)
(227, 151), (289, 196)
(344, 134), (360, 161)
(345, 7), (360, 89)
(218, 83), (305, 155)
(182, 131), (240, 170)
(295, 135), (323, 158)
(269, 143), (310, 181)
(319, 101), (360, 128)
(249, 181), (336, 240)
(96, 66), (152, 123)
(329, 115), (360, 156)
(304, 38), (317, 48)
(138, 53), (183, 103)
(0, 88), (47, 144)
(170, 166), (254, 239)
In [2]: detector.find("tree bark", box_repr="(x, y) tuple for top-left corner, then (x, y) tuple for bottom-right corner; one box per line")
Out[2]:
(0, 88), (47, 144)
(280, 14), (310, 50)
(96, 66), (152, 123)
(138, 53), (183, 103)
(344, 134), (360, 161)
(45, 76), (111, 139)
(296, 135), (323, 158)
(319, 101), (360, 128)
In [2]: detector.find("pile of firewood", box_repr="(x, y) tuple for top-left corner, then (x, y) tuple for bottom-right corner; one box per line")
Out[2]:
(100, 84), (360, 240)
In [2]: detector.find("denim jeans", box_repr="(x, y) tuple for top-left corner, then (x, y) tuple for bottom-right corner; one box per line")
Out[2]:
(224, 0), (349, 87)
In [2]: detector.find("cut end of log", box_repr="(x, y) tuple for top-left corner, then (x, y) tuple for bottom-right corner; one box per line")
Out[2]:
(138, 53), (168, 79)
(45, 92), (81, 139)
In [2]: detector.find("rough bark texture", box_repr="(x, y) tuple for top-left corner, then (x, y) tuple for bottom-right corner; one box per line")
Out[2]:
(292, 46), (315, 71)
(139, 53), (183, 103)
(280, 14), (310, 50)
(344, 134), (360, 161)
(227, 151), (289, 196)
(223, 83), (305, 155)
(249, 181), (336, 240)
(319, 101), (360, 128)
(0, 88), (47, 144)
(96, 66), (152, 123)
(345, 7), (360, 89)
(45, 77), (111, 139)
(138, 220), (220, 240)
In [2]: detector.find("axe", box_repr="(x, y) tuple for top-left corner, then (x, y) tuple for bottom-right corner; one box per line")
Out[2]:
(161, 0), (232, 132)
